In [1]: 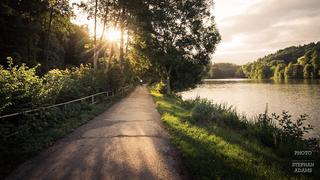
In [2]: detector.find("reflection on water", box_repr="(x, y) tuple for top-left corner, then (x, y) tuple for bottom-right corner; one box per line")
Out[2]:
(181, 79), (320, 137)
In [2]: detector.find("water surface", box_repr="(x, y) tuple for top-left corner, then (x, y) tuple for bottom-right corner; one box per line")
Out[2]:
(181, 79), (320, 137)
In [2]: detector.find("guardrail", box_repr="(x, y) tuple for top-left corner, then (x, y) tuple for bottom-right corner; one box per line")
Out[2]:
(0, 85), (133, 120)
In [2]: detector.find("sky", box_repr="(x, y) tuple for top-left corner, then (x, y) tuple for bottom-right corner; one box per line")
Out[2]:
(213, 0), (320, 65)
(70, 0), (100, 35)
(70, 0), (320, 65)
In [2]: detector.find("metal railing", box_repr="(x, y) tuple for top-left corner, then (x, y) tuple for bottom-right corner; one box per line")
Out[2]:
(0, 85), (133, 120)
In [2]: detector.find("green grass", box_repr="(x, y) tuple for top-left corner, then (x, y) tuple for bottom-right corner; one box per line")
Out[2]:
(0, 92), (129, 178)
(149, 87), (312, 180)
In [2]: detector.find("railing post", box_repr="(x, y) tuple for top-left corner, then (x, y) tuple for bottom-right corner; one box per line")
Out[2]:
(91, 96), (94, 104)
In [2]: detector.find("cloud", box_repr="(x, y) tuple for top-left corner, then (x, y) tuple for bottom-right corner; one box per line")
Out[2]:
(213, 0), (320, 64)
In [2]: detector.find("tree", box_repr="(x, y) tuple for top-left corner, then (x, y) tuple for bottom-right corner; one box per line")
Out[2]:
(93, 0), (98, 69)
(235, 67), (245, 78)
(304, 50), (313, 63)
(292, 64), (303, 79)
(135, 0), (220, 93)
(303, 64), (313, 79)
(273, 63), (285, 79)
(44, 0), (73, 71)
(0, 0), (86, 72)
(311, 50), (320, 78)
(242, 63), (253, 78)
(64, 25), (91, 66)
(207, 63), (243, 78)
(240, 42), (320, 80)
(284, 63), (294, 79)
(297, 56), (306, 66)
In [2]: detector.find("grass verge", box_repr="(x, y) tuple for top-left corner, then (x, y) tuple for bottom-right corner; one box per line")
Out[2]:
(149, 87), (317, 180)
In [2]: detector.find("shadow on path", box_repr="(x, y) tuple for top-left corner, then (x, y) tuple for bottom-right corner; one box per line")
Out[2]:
(6, 86), (182, 180)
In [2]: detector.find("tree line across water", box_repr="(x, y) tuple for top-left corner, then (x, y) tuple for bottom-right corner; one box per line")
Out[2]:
(208, 42), (320, 79)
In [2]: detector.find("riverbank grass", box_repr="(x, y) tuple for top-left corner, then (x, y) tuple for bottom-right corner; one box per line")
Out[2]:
(149, 87), (317, 179)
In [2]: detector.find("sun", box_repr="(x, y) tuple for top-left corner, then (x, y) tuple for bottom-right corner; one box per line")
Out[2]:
(105, 27), (121, 42)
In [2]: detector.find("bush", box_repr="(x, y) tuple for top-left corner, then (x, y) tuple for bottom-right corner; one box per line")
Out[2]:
(187, 96), (318, 158)
(0, 61), (129, 114)
(189, 98), (246, 129)
(0, 60), (43, 114)
(153, 81), (166, 94)
(191, 99), (221, 122)
(246, 111), (316, 157)
(0, 59), (135, 177)
(248, 113), (277, 148)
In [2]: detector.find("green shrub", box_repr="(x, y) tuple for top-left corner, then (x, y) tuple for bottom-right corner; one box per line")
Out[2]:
(0, 59), (43, 114)
(191, 99), (221, 122)
(0, 59), (135, 178)
(181, 96), (201, 109)
(0, 61), (129, 114)
(247, 111), (316, 157)
(274, 112), (314, 156)
(154, 81), (166, 94)
(188, 96), (318, 159)
(247, 112), (278, 148)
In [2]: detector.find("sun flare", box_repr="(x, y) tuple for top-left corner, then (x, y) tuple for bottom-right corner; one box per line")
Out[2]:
(105, 28), (121, 42)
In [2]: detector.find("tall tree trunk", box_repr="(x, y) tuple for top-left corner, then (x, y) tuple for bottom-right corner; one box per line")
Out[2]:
(100, 0), (109, 41)
(119, 7), (125, 67)
(93, 0), (98, 69)
(125, 29), (129, 54)
(119, 27), (124, 66)
(166, 65), (172, 94)
(108, 42), (114, 71)
(45, 10), (53, 71)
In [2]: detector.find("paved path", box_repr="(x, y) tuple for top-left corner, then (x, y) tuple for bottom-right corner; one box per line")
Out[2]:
(7, 86), (182, 180)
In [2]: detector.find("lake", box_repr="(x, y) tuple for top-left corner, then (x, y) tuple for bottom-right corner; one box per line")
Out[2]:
(181, 79), (320, 137)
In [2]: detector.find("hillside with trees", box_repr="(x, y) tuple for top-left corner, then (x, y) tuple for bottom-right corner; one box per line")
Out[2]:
(241, 42), (320, 79)
(207, 63), (245, 79)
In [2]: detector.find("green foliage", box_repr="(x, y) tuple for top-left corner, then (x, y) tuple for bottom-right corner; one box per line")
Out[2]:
(150, 88), (320, 179)
(207, 63), (243, 79)
(235, 67), (246, 78)
(311, 50), (320, 78)
(191, 98), (219, 122)
(0, 59), (43, 114)
(152, 81), (166, 94)
(303, 64), (313, 79)
(284, 62), (294, 79)
(273, 63), (286, 79)
(189, 96), (317, 157)
(248, 111), (315, 158)
(0, 60), (135, 177)
(0, 0), (90, 71)
(0, 61), (129, 115)
(242, 42), (320, 80)
(132, 0), (221, 92)
(298, 56), (306, 66)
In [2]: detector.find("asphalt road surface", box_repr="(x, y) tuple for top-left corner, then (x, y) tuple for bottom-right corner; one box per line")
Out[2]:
(6, 86), (183, 180)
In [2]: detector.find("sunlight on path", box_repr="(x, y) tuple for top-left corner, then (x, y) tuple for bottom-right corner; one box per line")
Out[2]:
(6, 86), (182, 180)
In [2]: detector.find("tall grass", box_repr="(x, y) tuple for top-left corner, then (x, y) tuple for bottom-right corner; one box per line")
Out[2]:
(150, 85), (320, 179)
(188, 97), (319, 157)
